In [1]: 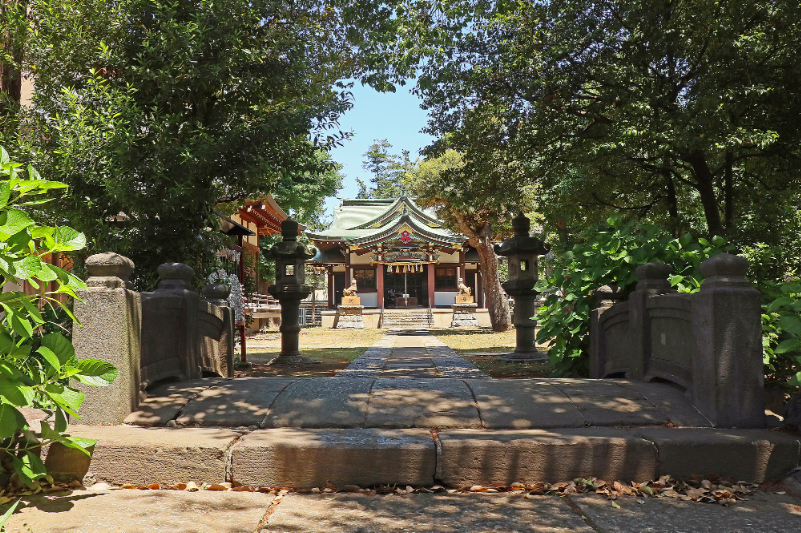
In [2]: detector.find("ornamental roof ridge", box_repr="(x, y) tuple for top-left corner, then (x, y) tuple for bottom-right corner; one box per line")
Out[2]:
(351, 196), (440, 230)
(345, 212), (463, 247)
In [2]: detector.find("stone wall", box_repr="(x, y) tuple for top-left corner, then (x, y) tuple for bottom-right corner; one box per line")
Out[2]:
(590, 253), (765, 428)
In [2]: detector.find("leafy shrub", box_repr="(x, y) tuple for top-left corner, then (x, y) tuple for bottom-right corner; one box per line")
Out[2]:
(0, 147), (118, 491)
(761, 281), (801, 392)
(535, 216), (730, 376)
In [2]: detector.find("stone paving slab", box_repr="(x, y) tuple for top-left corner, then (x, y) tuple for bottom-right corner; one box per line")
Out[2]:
(633, 427), (801, 482)
(231, 428), (435, 488)
(465, 379), (584, 429)
(617, 380), (713, 427)
(263, 377), (374, 428)
(571, 492), (801, 533)
(436, 428), (660, 487)
(549, 379), (671, 426)
(4, 488), (801, 533)
(175, 377), (296, 427)
(366, 378), (482, 428)
(262, 493), (594, 533)
(337, 329), (488, 379)
(2, 487), (272, 533)
(64, 425), (242, 486)
(124, 377), (224, 427)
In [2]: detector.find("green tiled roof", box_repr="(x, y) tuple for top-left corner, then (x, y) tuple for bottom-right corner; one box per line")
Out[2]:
(307, 197), (464, 245)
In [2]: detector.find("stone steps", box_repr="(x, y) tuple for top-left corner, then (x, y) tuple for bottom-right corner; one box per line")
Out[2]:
(381, 309), (433, 329)
(61, 424), (801, 489)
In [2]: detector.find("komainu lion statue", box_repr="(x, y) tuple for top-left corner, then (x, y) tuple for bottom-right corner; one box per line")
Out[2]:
(343, 277), (358, 296)
(457, 277), (471, 296)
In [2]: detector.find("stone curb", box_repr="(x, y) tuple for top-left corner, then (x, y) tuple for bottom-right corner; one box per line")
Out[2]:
(61, 425), (801, 488)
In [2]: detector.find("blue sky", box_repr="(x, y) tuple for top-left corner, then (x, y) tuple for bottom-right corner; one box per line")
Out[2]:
(324, 82), (434, 217)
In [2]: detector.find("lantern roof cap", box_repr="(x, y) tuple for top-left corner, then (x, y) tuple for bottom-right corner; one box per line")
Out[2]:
(494, 213), (549, 257)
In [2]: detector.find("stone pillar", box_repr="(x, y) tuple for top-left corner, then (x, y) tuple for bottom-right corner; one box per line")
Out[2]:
(589, 285), (623, 378)
(72, 253), (141, 425)
(627, 263), (674, 379)
(691, 253), (765, 428)
(202, 283), (235, 377)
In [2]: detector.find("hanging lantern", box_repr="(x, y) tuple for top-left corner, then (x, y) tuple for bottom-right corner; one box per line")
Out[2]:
(387, 264), (391, 273)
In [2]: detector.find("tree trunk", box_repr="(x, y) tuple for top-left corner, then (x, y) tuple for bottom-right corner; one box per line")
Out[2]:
(452, 211), (511, 331)
(724, 150), (734, 230)
(474, 229), (512, 331)
(685, 150), (723, 237)
(665, 174), (680, 237)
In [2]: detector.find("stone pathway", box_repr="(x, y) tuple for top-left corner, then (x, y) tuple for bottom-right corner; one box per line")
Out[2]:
(336, 329), (488, 379)
(6, 485), (801, 533)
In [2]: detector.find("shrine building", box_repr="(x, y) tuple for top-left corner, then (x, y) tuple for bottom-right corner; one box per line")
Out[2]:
(307, 196), (487, 310)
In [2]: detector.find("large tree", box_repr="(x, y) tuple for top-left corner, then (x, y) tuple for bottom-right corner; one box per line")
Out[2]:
(356, 139), (415, 199)
(348, 0), (801, 241)
(404, 148), (537, 331)
(21, 0), (356, 288)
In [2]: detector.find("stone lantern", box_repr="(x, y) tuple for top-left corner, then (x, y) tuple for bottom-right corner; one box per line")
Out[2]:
(263, 218), (318, 365)
(494, 213), (550, 361)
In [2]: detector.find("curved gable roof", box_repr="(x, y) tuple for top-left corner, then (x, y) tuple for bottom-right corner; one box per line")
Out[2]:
(307, 196), (463, 246)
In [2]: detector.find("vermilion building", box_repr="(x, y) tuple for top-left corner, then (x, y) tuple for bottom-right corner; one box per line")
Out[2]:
(307, 196), (487, 310)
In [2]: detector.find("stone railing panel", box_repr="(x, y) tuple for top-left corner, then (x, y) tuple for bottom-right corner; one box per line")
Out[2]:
(589, 254), (765, 428)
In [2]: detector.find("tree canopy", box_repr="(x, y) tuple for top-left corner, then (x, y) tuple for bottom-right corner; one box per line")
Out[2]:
(12, 0), (356, 288)
(348, 0), (801, 273)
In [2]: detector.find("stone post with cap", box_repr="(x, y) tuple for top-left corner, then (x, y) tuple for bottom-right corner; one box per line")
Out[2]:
(263, 218), (319, 364)
(691, 253), (765, 428)
(72, 252), (142, 424)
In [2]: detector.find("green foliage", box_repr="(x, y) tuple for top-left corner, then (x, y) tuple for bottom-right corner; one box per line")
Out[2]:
(535, 216), (730, 376)
(356, 139), (415, 199)
(760, 281), (801, 390)
(20, 0), (355, 290)
(0, 147), (117, 489)
(351, 0), (801, 244)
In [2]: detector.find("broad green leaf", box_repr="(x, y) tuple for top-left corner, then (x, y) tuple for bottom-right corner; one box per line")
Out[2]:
(37, 346), (61, 372)
(775, 338), (801, 354)
(777, 315), (801, 337)
(0, 378), (33, 407)
(41, 332), (75, 365)
(45, 384), (84, 411)
(0, 182), (10, 210)
(74, 359), (119, 387)
(11, 255), (43, 281)
(0, 403), (27, 439)
(11, 452), (47, 487)
(51, 226), (87, 252)
(10, 313), (33, 339)
(0, 208), (33, 238)
(39, 420), (60, 441)
(54, 407), (68, 432)
(767, 297), (794, 313)
(59, 435), (97, 456)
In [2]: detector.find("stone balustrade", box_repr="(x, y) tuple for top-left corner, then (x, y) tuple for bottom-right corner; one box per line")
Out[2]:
(589, 253), (765, 428)
(73, 253), (234, 424)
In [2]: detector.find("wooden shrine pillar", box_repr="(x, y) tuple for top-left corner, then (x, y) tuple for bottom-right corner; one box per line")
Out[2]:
(376, 263), (385, 308)
(427, 263), (435, 308)
(344, 250), (351, 289)
(327, 267), (335, 309)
